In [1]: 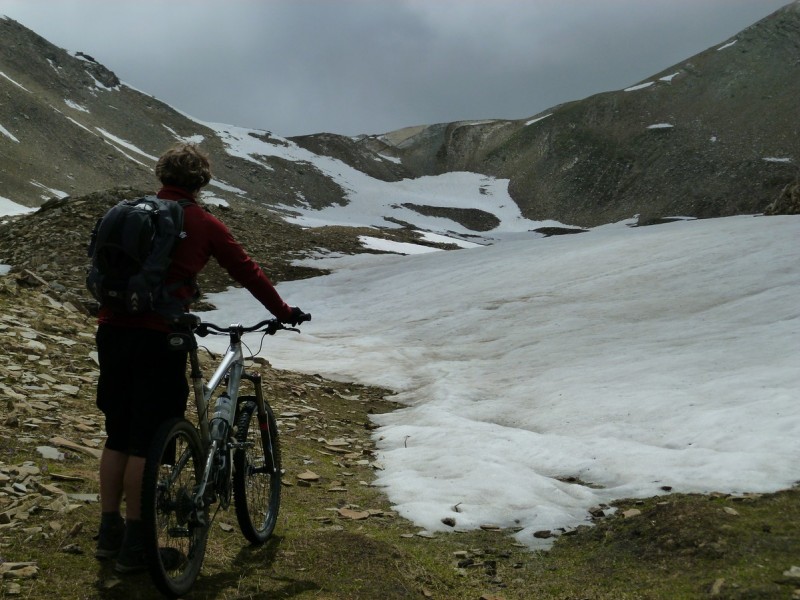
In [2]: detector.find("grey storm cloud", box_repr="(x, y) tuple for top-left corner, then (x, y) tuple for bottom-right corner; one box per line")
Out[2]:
(0, 0), (791, 137)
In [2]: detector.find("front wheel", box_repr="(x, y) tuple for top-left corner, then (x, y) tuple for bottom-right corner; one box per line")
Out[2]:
(141, 418), (209, 598)
(233, 397), (282, 544)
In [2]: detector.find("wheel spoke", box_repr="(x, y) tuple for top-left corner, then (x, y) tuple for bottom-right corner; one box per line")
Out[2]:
(233, 398), (281, 544)
(141, 419), (209, 597)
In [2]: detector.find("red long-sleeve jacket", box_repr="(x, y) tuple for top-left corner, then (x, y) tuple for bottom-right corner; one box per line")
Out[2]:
(98, 186), (293, 331)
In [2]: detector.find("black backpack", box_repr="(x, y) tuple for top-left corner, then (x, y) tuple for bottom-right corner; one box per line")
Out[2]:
(86, 196), (192, 316)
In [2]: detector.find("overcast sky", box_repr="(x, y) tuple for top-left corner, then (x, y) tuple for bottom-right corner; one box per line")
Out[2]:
(0, 0), (791, 138)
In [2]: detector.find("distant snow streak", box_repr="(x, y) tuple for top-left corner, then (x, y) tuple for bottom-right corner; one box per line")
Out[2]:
(162, 124), (205, 145)
(208, 178), (247, 195)
(359, 235), (440, 255)
(85, 71), (119, 92)
(624, 81), (654, 92)
(64, 99), (89, 113)
(0, 195), (34, 216)
(95, 128), (158, 161)
(525, 113), (552, 126)
(65, 116), (94, 135)
(0, 71), (30, 93)
(30, 180), (68, 200)
(0, 124), (19, 143)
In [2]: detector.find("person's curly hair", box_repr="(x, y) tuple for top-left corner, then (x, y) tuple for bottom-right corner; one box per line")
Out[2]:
(155, 144), (212, 191)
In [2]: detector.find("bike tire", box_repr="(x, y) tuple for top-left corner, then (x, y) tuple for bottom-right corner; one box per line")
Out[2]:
(233, 397), (282, 544)
(141, 418), (209, 598)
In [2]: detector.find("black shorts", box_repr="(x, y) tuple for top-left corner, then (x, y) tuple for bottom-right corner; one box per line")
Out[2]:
(96, 325), (189, 457)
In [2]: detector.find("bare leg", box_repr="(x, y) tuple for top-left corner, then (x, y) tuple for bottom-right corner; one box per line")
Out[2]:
(99, 447), (127, 513)
(122, 456), (145, 520)
(99, 448), (145, 519)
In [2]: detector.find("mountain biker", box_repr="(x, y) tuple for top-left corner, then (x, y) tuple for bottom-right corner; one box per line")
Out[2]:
(94, 143), (306, 573)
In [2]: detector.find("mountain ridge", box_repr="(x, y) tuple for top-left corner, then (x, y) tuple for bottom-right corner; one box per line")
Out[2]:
(1, 3), (799, 234)
(371, 1), (800, 226)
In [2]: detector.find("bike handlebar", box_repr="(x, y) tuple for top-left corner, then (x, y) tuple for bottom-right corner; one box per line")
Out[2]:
(174, 312), (311, 337)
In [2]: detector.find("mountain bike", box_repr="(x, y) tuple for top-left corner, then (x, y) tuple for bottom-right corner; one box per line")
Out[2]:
(140, 312), (310, 598)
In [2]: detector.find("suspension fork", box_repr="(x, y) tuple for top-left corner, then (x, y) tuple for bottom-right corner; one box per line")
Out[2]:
(242, 371), (267, 421)
(242, 371), (277, 473)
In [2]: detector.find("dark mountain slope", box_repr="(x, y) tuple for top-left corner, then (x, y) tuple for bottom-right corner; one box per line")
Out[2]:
(382, 2), (800, 227)
(0, 17), (374, 213)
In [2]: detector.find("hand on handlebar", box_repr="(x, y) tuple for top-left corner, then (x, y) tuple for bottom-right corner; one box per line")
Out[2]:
(284, 307), (311, 327)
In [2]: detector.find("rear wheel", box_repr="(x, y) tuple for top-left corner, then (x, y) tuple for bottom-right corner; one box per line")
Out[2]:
(233, 397), (282, 543)
(141, 418), (209, 598)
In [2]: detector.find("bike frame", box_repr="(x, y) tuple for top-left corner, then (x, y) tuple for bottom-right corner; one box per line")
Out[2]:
(184, 324), (272, 467)
(187, 330), (242, 443)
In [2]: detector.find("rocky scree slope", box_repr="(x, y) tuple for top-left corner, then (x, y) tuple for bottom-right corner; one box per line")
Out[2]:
(0, 242), (413, 599)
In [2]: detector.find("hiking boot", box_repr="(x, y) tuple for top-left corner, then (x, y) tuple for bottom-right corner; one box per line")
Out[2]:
(114, 519), (145, 574)
(114, 541), (146, 574)
(94, 514), (125, 560)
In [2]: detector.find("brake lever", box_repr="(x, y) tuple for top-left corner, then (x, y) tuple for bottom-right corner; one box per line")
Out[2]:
(265, 324), (301, 335)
